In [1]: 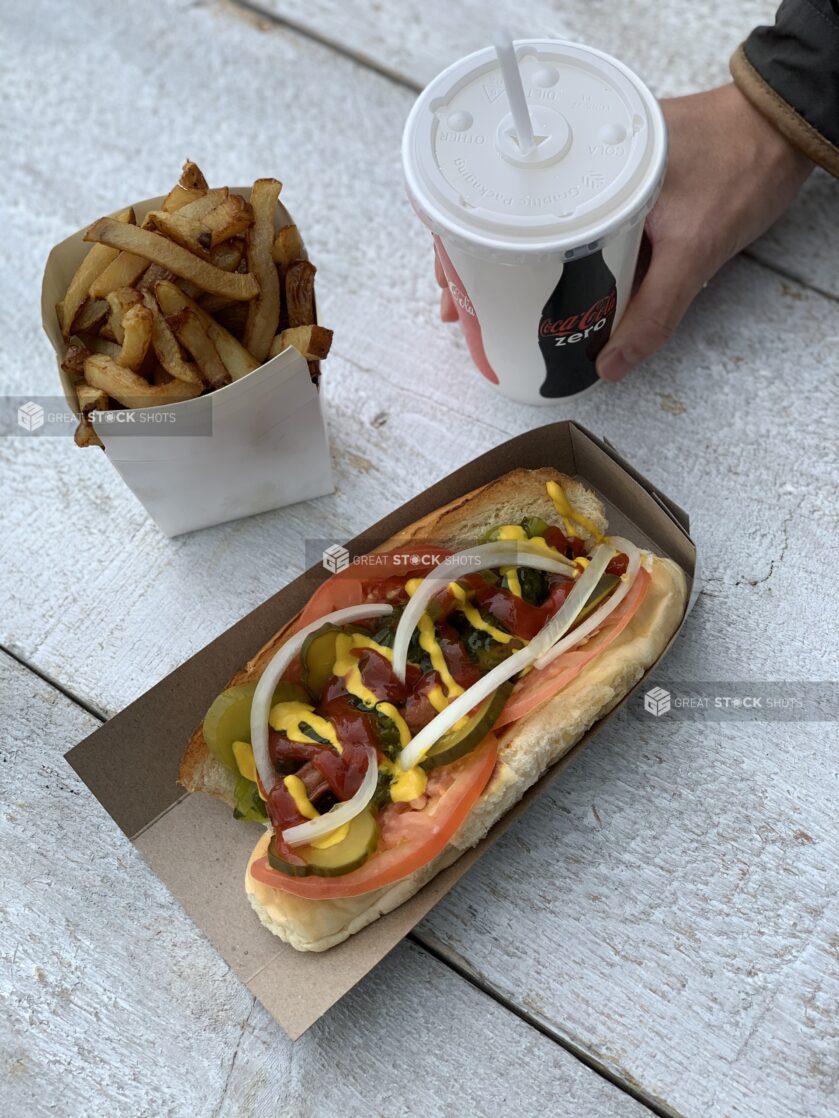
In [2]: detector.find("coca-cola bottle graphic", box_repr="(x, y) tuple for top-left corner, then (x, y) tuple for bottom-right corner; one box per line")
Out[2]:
(538, 251), (617, 397)
(433, 236), (499, 385)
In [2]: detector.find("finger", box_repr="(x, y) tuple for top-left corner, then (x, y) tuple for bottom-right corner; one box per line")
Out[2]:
(597, 239), (703, 381)
(440, 289), (457, 322)
(434, 249), (447, 289)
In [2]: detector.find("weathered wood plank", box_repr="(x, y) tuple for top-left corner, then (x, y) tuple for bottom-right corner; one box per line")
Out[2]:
(0, 651), (653, 1118)
(254, 0), (839, 298)
(416, 702), (839, 1118)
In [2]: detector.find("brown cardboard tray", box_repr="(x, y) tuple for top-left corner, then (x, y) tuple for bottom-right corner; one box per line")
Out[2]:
(65, 421), (695, 1039)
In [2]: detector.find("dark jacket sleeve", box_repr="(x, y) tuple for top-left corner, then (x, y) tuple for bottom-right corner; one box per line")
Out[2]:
(731, 0), (839, 176)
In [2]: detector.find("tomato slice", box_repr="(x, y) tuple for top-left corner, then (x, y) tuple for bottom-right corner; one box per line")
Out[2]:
(293, 545), (452, 633)
(249, 734), (498, 899)
(496, 567), (651, 727)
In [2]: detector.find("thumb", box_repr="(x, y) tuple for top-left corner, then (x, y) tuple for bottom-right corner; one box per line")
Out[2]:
(597, 239), (702, 381)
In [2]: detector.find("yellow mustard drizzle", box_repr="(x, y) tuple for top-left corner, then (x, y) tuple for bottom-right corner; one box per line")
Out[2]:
(448, 582), (512, 644)
(232, 740), (257, 783)
(426, 683), (448, 712)
(546, 480), (604, 542)
(282, 775), (351, 849)
(405, 578), (463, 700)
(332, 633), (413, 747)
(381, 758), (427, 802)
(494, 528), (525, 599)
(283, 774), (318, 819)
(269, 700), (343, 753)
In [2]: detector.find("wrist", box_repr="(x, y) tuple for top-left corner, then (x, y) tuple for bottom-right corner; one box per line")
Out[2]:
(723, 81), (814, 187)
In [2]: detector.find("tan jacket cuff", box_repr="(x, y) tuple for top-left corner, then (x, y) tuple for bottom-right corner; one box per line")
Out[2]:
(730, 43), (839, 178)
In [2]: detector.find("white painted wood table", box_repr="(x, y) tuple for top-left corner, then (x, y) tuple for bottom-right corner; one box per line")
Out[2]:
(1, 2), (837, 1115)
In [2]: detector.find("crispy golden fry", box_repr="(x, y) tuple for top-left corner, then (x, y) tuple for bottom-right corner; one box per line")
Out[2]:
(105, 286), (142, 344)
(84, 218), (259, 300)
(270, 324), (333, 361)
(61, 338), (90, 381)
(84, 354), (203, 409)
(176, 187), (229, 220)
(162, 161), (209, 212)
(155, 281), (258, 380)
(209, 239), (245, 272)
(285, 260), (317, 327)
(74, 416), (104, 448)
(166, 308), (230, 389)
(243, 178), (282, 363)
(140, 291), (203, 386)
(202, 195), (253, 246)
(180, 161), (208, 191)
(115, 303), (154, 371)
(78, 333), (121, 359)
(76, 382), (108, 414)
(271, 224), (304, 265)
(89, 251), (148, 298)
(73, 297), (109, 333)
(163, 185), (205, 212)
(144, 209), (213, 257)
(60, 206), (134, 334)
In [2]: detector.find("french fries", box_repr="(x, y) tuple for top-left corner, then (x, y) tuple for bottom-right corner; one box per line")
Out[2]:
(143, 209), (213, 257)
(243, 178), (282, 363)
(115, 304), (154, 371)
(285, 260), (317, 327)
(70, 297), (108, 334)
(202, 195), (253, 246)
(60, 205), (134, 335)
(162, 160), (210, 212)
(166, 308), (230, 389)
(84, 354), (203, 409)
(105, 286), (142, 344)
(56, 164), (332, 446)
(270, 325), (333, 361)
(76, 383), (108, 414)
(155, 280), (258, 380)
(140, 291), (203, 386)
(89, 251), (148, 298)
(84, 219), (259, 300)
(272, 224), (304, 265)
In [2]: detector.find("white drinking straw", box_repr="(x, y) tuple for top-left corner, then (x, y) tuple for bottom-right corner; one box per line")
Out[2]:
(493, 28), (536, 155)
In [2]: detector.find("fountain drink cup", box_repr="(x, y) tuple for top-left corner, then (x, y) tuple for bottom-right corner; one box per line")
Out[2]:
(402, 38), (667, 404)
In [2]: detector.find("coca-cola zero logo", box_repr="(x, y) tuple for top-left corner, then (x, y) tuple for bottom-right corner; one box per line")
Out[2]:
(448, 281), (475, 317)
(539, 290), (617, 343)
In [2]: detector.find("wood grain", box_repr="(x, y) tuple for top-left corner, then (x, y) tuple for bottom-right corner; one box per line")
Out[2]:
(1, 2), (837, 1116)
(0, 650), (652, 1118)
(251, 0), (839, 299)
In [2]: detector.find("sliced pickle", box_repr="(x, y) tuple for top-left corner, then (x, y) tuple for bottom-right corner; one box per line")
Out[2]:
(573, 574), (620, 628)
(233, 776), (268, 824)
(267, 809), (379, 877)
(203, 679), (310, 771)
(421, 683), (512, 771)
(300, 623), (346, 700)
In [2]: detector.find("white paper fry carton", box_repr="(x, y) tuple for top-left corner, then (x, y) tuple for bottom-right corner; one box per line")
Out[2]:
(40, 188), (334, 536)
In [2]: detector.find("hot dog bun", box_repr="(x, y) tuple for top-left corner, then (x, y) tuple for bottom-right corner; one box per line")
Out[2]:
(179, 469), (687, 951)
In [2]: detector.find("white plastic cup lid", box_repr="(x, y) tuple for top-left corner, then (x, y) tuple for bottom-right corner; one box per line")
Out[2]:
(403, 39), (667, 254)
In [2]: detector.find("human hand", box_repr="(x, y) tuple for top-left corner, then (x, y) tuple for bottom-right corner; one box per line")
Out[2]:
(596, 82), (813, 381)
